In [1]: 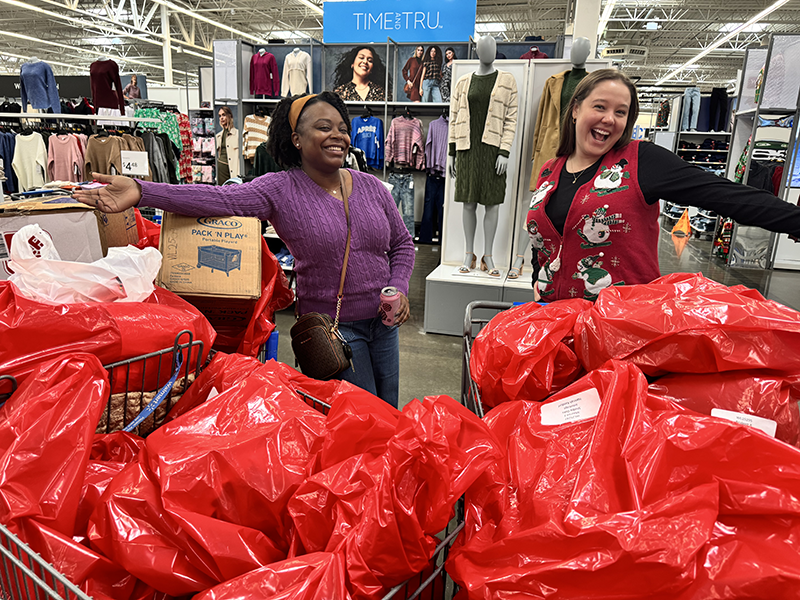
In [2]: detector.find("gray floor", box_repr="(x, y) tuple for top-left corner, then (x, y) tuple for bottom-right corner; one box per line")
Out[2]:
(274, 218), (800, 410)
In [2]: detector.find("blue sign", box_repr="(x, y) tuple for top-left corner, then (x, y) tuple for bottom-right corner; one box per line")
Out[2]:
(323, 0), (476, 44)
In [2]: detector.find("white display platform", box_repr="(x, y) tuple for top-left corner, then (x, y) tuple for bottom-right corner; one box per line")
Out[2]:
(502, 275), (536, 303)
(424, 264), (506, 335)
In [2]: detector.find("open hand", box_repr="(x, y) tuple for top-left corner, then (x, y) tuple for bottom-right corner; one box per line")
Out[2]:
(72, 173), (142, 214)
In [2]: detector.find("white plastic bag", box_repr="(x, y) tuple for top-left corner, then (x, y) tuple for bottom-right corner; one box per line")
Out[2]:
(8, 224), (162, 304)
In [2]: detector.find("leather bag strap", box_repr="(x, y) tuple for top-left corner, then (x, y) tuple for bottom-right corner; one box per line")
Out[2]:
(333, 169), (351, 330)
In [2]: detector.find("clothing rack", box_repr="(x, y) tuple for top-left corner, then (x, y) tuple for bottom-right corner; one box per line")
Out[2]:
(0, 112), (161, 123)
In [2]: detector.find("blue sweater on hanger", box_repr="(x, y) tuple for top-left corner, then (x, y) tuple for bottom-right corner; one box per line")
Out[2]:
(20, 61), (60, 113)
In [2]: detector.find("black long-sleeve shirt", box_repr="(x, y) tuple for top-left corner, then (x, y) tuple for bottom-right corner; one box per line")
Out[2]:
(545, 141), (800, 238)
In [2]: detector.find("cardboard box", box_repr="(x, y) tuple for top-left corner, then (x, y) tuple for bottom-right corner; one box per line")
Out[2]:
(0, 198), (139, 280)
(157, 213), (261, 299)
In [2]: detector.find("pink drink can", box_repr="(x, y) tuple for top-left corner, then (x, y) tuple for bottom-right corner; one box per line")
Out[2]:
(379, 286), (401, 326)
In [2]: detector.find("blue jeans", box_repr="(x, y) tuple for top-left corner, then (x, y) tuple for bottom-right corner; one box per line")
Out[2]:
(336, 316), (400, 408)
(387, 172), (415, 236)
(418, 174), (445, 243)
(681, 87), (701, 131)
(422, 79), (442, 103)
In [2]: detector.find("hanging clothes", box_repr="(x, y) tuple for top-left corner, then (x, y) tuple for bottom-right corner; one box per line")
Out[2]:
(90, 59), (126, 115)
(656, 100), (670, 128)
(84, 134), (123, 177)
(350, 115), (384, 170)
(133, 107), (182, 180)
(254, 142), (282, 176)
(0, 132), (19, 193)
(20, 60), (60, 113)
(250, 50), (280, 97)
(242, 114), (271, 161)
(142, 131), (169, 183)
(178, 113), (193, 181)
(47, 134), (83, 182)
(385, 116), (425, 170)
(12, 132), (48, 191)
(424, 115), (448, 177)
(281, 50), (312, 96)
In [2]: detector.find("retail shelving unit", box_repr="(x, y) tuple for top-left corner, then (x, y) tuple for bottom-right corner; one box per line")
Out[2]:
(717, 34), (800, 270)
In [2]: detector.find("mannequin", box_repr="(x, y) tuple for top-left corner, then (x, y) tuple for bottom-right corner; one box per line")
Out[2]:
(513, 36), (591, 278)
(681, 74), (701, 131)
(449, 36), (518, 276)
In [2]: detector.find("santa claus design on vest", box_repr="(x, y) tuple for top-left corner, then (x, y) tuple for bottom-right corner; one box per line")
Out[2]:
(590, 158), (630, 197)
(571, 253), (624, 300)
(530, 180), (555, 209)
(576, 205), (625, 249)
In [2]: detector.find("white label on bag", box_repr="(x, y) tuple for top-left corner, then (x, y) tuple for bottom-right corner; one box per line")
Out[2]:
(207, 386), (220, 400)
(120, 151), (149, 176)
(540, 388), (602, 426)
(711, 408), (777, 438)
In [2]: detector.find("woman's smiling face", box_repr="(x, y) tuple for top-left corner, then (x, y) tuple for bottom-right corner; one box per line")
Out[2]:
(352, 48), (374, 79)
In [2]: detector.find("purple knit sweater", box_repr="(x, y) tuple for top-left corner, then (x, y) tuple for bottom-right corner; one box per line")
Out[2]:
(139, 168), (415, 322)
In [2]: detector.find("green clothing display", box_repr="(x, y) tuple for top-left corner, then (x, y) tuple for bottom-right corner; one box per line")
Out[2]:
(560, 67), (588, 119)
(217, 158), (230, 184)
(254, 142), (282, 176)
(454, 71), (506, 206)
(134, 107), (182, 180)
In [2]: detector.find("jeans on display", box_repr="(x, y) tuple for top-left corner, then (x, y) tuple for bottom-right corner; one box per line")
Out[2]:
(387, 172), (415, 236)
(421, 78), (443, 103)
(681, 87), (701, 131)
(709, 87), (728, 132)
(336, 316), (400, 408)
(418, 174), (445, 244)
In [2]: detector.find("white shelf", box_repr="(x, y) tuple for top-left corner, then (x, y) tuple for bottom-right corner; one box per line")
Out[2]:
(0, 112), (160, 123)
(677, 148), (729, 152)
(242, 98), (280, 104)
(687, 161), (727, 165)
(678, 131), (731, 136)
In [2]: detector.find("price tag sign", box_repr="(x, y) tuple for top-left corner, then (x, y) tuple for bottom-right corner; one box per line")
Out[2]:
(120, 151), (149, 176)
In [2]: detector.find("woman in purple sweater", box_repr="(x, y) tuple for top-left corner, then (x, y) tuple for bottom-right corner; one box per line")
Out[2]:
(74, 92), (415, 408)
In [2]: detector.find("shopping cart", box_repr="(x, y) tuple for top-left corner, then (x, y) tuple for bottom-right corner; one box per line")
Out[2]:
(0, 345), (466, 600)
(461, 301), (513, 419)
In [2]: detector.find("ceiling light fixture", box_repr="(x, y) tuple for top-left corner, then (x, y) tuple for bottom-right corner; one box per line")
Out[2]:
(597, 0), (618, 38)
(150, 0), (263, 43)
(0, 0), (212, 60)
(656, 0), (790, 85)
(0, 29), (190, 75)
(296, 0), (323, 15)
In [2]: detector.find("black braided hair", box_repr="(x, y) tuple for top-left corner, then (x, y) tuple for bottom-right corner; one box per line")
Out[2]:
(332, 45), (389, 91)
(266, 91), (351, 170)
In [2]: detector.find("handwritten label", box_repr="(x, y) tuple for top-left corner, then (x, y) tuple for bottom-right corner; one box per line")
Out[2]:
(120, 151), (149, 176)
(711, 408), (777, 438)
(540, 388), (602, 426)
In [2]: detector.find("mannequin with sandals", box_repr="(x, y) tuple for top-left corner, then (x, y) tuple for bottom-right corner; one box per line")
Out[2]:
(508, 36), (591, 279)
(448, 36), (518, 277)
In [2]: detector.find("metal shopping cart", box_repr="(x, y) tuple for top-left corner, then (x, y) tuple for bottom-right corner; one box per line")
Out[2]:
(461, 301), (514, 419)
(0, 338), (471, 600)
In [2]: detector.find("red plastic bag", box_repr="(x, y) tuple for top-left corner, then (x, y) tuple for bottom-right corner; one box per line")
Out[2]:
(134, 209), (161, 249)
(194, 552), (351, 600)
(289, 394), (502, 598)
(574, 273), (800, 375)
(0, 281), (215, 393)
(89, 361), (329, 596)
(15, 518), (160, 600)
(469, 299), (590, 407)
(449, 359), (800, 598)
(164, 352), (263, 423)
(0, 354), (108, 536)
(648, 371), (800, 447)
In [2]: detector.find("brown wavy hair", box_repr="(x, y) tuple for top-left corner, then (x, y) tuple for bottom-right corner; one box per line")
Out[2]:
(556, 69), (639, 157)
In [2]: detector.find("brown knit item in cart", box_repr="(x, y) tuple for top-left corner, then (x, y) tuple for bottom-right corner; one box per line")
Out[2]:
(96, 374), (195, 436)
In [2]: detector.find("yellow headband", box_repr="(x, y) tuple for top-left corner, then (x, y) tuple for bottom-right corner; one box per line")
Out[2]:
(289, 94), (317, 132)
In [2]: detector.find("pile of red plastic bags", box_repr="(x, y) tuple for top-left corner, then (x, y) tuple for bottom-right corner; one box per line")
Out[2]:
(0, 352), (502, 599)
(451, 273), (800, 598)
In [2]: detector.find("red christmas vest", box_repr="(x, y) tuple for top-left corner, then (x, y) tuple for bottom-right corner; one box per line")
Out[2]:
(526, 141), (659, 301)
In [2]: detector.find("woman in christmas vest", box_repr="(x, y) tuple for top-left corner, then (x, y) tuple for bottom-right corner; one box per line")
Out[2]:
(527, 69), (800, 301)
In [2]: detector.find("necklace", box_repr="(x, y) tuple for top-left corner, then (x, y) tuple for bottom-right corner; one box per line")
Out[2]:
(569, 166), (588, 184)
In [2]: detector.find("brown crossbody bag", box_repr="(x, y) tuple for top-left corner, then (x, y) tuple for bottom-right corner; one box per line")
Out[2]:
(289, 171), (353, 380)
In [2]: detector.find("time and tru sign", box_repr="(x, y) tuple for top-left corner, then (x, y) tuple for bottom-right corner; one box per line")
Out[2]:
(323, 0), (476, 43)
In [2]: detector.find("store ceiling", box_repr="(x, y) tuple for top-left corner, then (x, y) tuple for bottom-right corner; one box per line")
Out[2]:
(0, 0), (796, 95)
